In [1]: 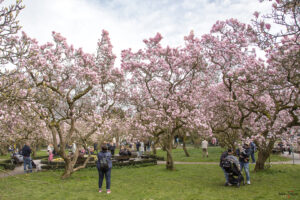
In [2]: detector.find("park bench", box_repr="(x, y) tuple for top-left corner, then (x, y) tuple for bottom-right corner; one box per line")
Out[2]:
(272, 148), (282, 154)
(113, 152), (138, 162)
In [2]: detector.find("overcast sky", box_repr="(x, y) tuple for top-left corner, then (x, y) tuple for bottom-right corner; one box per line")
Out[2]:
(16, 0), (271, 65)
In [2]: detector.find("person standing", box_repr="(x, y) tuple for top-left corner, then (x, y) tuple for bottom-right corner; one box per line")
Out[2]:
(250, 141), (256, 163)
(21, 142), (32, 173)
(47, 144), (54, 162)
(97, 145), (112, 194)
(72, 142), (77, 155)
(236, 142), (251, 184)
(94, 142), (98, 153)
(109, 142), (116, 156)
(201, 139), (208, 157)
(140, 141), (144, 157)
(136, 140), (141, 153)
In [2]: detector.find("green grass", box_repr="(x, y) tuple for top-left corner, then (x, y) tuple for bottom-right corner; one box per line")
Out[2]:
(155, 146), (291, 162)
(0, 164), (299, 200)
(0, 154), (10, 160)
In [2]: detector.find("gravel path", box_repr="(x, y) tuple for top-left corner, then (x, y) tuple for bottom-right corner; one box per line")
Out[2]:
(0, 160), (42, 178)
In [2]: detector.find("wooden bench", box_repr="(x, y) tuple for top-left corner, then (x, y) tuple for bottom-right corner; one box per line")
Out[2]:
(113, 153), (137, 162)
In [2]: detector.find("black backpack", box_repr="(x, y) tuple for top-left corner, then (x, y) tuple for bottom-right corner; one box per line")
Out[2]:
(98, 153), (109, 171)
(222, 157), (234, 173)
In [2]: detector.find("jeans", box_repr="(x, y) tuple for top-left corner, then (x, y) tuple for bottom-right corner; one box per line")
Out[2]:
(23, 157), (32, 173)
(251, 152), (256, 163)
(98, 168), (111, 189)
(240, 162), (250, 182)
(222, 167), (229, 183)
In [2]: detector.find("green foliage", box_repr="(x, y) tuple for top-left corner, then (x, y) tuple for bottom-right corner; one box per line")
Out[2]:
(0, 165), (299, 199)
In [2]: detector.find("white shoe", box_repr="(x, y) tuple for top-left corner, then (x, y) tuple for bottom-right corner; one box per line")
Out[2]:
(247, 181), (251, 185)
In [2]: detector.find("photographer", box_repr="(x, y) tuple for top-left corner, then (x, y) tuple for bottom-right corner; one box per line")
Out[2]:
(236, 142), (251, 185)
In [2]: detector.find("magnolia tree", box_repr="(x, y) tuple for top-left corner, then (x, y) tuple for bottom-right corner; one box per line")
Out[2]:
(0, 0), (26, 104)
(204, 83), (244, 152)
(17, 30), (123, 178)
(0, 0), (24, 63)
(122, 32), (211, 170)
(202, 0), (299, 171)
(0, 102), (50, 156)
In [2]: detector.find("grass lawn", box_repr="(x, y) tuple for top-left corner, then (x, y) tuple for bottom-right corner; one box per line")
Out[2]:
(155, 146), (291, 162)
(0, 164), (299, 200)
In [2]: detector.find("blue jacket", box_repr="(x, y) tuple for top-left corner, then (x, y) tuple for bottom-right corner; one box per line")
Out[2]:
(236, 146), (251, 163)
(250, 142), (256, 153)
(21, 145), (31, 157)
(97, 151), (112, 169)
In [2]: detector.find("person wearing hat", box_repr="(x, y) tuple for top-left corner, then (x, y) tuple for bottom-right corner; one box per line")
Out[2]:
(236, 141), (251, 184)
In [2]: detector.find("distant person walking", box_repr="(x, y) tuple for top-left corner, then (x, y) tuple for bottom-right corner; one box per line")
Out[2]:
(97, 145), (112, 194)
(140, 141), (144, 157)
(201, 139), (208, 157)
(21, 142), (32, 173)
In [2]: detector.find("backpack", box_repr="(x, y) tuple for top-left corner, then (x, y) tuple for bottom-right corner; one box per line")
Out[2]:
(222, 157), (232, 169)
(98, 153), (109, 171)
(222, 157), (234, 173)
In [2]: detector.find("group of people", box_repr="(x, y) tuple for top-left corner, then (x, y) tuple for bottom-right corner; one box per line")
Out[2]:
(219, 141), (256, 187)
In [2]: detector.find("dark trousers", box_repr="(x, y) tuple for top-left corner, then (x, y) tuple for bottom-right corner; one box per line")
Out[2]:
(98, 168), (111, 189)
(251, 152), (255, 163)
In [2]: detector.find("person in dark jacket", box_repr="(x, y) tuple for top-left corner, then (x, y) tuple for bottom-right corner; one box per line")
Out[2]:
(220, 150), (229, 186)
(94, 142), (98, 153)
(109, 142), (116, 156)
(250, 142), (256, 163)
(236, 142), (251, 185)
(97, 145), (112, 194)
(21, 142), (32, 173)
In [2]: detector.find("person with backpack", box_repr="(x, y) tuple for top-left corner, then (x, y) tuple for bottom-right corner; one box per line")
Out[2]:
(221, 149), (244, 187)
(97, 145), (112, 194)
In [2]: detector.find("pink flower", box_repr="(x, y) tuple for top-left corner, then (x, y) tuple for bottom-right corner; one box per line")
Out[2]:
(265, 23), (271, 30)
(253, 11), (259, 18)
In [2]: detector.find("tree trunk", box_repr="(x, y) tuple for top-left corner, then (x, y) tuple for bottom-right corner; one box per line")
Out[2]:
(61, 159), (74, 179)
(152, 138), (159, 155)
(254, 140), (275, 171)
(165, 136), (175, 170)
(0, 146), (8, 156)
(166, 147), (174, 170)
(152, 145), (157, 155)
(254, 150), (270, 171)
(182, 137), (190, 157)
(31, 143), (37, 157)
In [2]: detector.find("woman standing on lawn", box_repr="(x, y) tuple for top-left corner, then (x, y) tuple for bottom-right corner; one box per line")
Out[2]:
(97, 145), (112, 194)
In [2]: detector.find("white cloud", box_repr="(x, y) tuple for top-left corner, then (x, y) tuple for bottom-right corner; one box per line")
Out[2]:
(17, 0), (272, 66)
